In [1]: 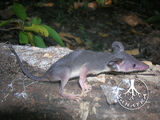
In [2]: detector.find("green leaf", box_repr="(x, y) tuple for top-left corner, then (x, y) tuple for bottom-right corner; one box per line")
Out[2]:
(0, 19), (11, 27)
(83, 0), (88, 9)
(34, 35), (46, 48)
(69, 0), (74, 5)
(96, 0), (105, 5)
(26, 32), (35, 46)
(147, 15), (160, 23)
(19, 31), (28, 44)
(42, 25), (65, 47)
(24, 24), (49, 37)
(113, 0), (118, 5)
(31, 17), (42, 25)
(12, 2), (27, 21)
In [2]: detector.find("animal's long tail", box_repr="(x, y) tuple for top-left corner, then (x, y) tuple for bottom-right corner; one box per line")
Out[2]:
(9, 45), (43, 81)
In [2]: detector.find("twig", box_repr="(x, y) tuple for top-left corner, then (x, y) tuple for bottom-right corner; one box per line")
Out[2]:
(134, 73), (156, 76)
(0, 27), (22, 31)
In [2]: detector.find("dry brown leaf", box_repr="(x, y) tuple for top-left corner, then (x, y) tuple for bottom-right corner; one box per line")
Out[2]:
(125, 49), (139, 55)
(74, 2), (84, 9)
(105, 0), (112, 6)
(59, 32), (83, 44)
(84, 42), (91, 49)
(61, 37), (72, 44)
(54, 22), (61, 28)
(131, 29), (144, 36)
(68, 5), (73, 13)
(44, 2), (54, 7)
(66, 43), (72, 49)
(98, 32), (109, 37)
(88, 2), (98, 9)
(122, 14), (144, 27)
(37, 2), (54, 7)
(74, 1), (98, 10)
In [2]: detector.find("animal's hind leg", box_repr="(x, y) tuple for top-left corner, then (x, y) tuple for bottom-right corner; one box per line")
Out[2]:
(79, 65), (92, 93)
(59, 67), (81, 101)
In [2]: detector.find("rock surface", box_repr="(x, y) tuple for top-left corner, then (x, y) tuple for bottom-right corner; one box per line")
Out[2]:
(0, 43), (160, 120)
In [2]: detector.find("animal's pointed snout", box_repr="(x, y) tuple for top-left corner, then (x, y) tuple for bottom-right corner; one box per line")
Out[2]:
(136, 62), (149, 71)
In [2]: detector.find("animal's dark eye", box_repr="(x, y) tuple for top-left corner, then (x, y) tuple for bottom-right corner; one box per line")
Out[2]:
(133, 64), (136, 68)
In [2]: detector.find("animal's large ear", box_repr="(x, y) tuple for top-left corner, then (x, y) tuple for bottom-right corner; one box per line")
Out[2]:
(112, 41), (124, 53)
(107, 58), (123, 70)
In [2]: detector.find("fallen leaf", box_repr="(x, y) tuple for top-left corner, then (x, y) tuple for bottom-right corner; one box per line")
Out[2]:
(88, 1), (98, 9)
(98, 32), (109, 37)
(37, 2), (54, 7)
(131, 29), (144, 36)
(59, 32), (83, 44)
(74, 2), (84, 9)
(105, 0), (112, 6)
(122, 14), (144, 27)
(44, 2), (54, 7)
(54, 22), (61, 28)
(84, 42), (91, 48)
(66, 43), (72, 49)
(125, 48), (139, 55)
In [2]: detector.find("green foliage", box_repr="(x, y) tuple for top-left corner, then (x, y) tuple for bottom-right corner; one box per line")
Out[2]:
(69, 0), (74, 5)
(43, 25), (65, 47)
(96, 0), (105, 5)
(0, 19), (10, 27)
(31, 17), (42, 25)
(9, 2), (65, 48)
(113, 0), (118, 5)
(83, 0), (89, 10)
(34, 35), (46, 48)
(24, 24), (49, 37)
(26, 32), (35, 46)
(19, 31), (28, 44)
(12, 2), (27, 21)
(147, 15), (160, 23)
